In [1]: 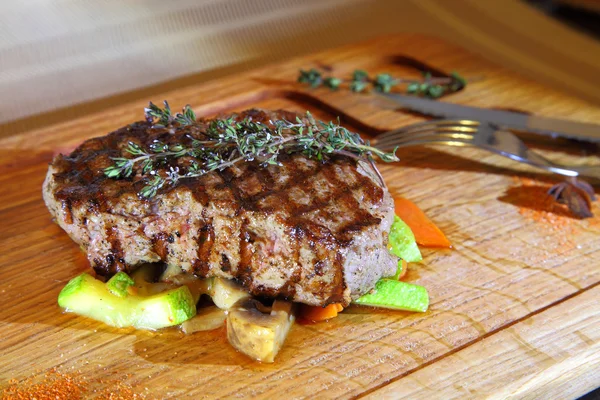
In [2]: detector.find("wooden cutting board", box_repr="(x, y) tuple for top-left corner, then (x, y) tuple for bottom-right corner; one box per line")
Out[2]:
(1, 34), (599, 399)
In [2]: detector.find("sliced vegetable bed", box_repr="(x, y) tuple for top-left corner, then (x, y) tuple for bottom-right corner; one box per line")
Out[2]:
(388, 216), (422, 262)
(58, 272), (196, 330)
(299, 304), (344, 322)
(394, 197), (451, 248)
(393, 259), (408, 281)
(353, 279), (429, 312)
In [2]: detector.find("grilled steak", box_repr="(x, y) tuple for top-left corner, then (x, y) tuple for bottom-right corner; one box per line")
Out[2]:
(43, 109), (398, 306)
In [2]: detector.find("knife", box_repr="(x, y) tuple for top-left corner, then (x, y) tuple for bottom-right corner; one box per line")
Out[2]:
(377, 92), (600, 143)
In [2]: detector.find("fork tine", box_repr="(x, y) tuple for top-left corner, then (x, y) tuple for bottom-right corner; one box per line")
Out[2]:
(387, 124), (479, 137)
(383, 119), (480, 134)
(377, 125), (477, 140)
(375, 123), (478, 149)
(375, 131), (475, 149)
(375, 135), (476, 151)
(375, 119), (479, 140)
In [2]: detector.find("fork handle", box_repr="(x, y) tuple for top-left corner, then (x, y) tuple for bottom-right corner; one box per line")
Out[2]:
(568, 165), (600, 181)
(523, 150), (600, 180)
(492, 129), (599, 180)
(383, 136), (599, 181)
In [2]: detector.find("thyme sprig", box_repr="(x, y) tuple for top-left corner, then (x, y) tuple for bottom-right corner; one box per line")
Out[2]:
(144, 101), (197, 126)
(298, 68), (466, 98)
(104, 102), (398, 198)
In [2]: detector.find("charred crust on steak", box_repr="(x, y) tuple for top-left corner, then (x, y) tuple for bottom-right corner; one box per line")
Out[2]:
(193, 224), (215, 277)
(42, 109), (398, 306)
(99, 225), (126, 274)
(220, 254), (232, 272)
(152, 232), (171, 260)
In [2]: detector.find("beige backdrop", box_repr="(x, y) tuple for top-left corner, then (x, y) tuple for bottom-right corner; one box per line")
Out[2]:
(2, 0), (600, 135)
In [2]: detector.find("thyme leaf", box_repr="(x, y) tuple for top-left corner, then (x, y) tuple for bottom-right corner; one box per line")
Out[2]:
(105, 102), (399, 198)
(299, 68), (467, 98)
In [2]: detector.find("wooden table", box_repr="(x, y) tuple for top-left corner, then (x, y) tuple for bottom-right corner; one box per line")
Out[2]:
(1, 34), (599, 399)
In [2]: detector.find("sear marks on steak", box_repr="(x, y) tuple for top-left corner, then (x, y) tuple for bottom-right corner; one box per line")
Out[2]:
(43, 109), (398, 306)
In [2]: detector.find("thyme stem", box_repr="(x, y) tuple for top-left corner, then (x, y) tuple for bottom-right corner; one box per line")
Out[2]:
(299, 68), (467, 98)
(105, 102), (399, 198)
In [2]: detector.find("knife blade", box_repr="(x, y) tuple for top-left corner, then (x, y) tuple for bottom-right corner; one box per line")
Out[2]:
(377, 92), (600, 143)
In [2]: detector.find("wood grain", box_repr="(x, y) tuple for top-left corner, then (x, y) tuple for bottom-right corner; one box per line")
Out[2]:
(1, 34), (599, 399)
(366, 285), (600, 400)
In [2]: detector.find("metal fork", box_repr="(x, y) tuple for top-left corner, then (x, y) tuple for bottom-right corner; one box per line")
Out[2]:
(374, 119), (600, 180)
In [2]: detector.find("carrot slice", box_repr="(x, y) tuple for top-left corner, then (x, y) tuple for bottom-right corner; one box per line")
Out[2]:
(397, 260), (408, 280)
(394, 197), (451, 248)
(299, 304), (341, 322)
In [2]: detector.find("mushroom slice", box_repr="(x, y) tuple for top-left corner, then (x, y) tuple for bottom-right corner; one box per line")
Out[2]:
(169, 274), (213, 305)
(227, 298), (296, 363)
(133, 265), (212, 301)
(131, 264), (177, 296)
(181, 306), (227, 334)
(210, 278), (251, 310)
